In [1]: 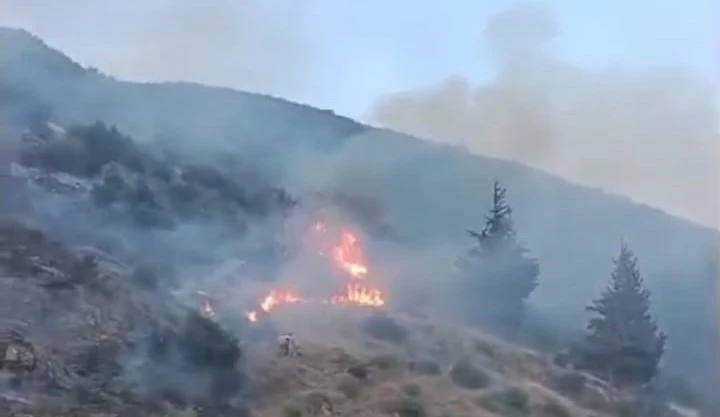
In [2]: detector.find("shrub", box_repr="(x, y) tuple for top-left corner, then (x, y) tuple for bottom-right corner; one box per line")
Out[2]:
(361, 313), (407, 343)
(180, 311), (241, 371)
(346, 363), (369, 379)
(403, 382), (422, 397)
(394, 396), (428, 417)
(477, 387), (530, 417)
(449, 360), (491, 390)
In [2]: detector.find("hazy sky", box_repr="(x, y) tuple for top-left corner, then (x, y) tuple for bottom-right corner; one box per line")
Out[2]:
(1, 0), (714, 113)
(1, 0), (717, 226)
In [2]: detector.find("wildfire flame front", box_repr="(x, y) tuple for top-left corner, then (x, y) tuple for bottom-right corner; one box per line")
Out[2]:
(241, 219), (386, 323)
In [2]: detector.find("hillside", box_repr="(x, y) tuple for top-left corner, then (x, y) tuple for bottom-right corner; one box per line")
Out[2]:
(0, 27), (717, 401)
(0, 221), (695, 417)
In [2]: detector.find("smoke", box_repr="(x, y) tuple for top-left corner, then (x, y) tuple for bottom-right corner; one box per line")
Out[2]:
(0, 0), (318, 98)
(368, 2), (717, 228)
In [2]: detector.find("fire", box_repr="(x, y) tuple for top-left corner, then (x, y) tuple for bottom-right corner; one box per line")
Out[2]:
(246, 289), (302, 322)
(329, 283), (385, 307)
(241, 218), (387, 323)
(333, 231), (368, 279)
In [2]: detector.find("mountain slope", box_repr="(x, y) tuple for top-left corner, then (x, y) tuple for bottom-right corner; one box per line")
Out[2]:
(0, 27), (716, 396)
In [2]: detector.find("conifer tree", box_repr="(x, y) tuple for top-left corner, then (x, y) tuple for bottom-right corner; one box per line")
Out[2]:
(582, 241), (667, 387)
(457, 181), (539, 339)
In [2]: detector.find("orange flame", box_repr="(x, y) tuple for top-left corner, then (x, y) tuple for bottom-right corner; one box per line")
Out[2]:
(246, 289), (303, 322)
(333, 231), (368, 279)
(329, 283), (385, 307)
(244, 219), (386, 323)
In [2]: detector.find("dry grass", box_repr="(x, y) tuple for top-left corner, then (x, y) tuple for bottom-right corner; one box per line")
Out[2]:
(241, 306), (625, 417)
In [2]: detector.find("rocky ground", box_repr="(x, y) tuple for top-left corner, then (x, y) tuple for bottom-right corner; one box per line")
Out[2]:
(0, 220), (248, 417)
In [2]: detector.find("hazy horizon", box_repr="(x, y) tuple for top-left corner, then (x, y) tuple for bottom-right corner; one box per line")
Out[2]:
(1, 0), (717, 228)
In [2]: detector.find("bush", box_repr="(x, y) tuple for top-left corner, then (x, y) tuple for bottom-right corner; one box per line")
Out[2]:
(180, 311), (241, 371)
(449, 360), (491, 390)
(394, 396), (428, 417)
(477, 387), (530, 417)
(403, 383), (422, 397)
(346, 363), (369, 379)
(361, 314), (407, 344)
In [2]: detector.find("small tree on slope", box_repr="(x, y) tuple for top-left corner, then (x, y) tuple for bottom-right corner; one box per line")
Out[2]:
(456, 181), (539, 340)
(581, 241), (667, 388)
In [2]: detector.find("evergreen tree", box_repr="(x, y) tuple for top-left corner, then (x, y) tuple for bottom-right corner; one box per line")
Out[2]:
(581, 241), (667, 387)
(457, 181), (539, 339)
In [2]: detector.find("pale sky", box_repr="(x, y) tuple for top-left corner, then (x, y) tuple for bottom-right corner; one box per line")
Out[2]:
(1, 0), (714, 114)
(1, 0), (718, 226)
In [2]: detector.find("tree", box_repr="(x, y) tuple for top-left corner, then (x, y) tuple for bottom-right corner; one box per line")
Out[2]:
(581, 241), (667, 387)
(456, 181), (539, 340)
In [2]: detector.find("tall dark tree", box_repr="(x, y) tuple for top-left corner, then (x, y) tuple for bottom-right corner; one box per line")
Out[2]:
(581, 241), (667, 387)
(456, 181), (539, 340)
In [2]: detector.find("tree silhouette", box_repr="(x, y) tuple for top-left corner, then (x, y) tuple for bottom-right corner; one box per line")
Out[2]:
(457, 181), (539, 339)
(581, 241), (667, 387)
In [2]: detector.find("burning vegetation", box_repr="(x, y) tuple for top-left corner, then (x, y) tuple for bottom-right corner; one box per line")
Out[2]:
(243, 219), (386, 323)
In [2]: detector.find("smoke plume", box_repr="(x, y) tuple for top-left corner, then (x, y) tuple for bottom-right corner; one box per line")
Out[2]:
(368, 2), (717, 228)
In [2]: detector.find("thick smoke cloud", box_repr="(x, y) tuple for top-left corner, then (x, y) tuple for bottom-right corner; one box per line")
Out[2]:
(368, 2), (717, 228)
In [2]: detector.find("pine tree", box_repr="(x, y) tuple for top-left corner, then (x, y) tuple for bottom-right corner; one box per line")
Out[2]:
(457, 181), (539, 339)
(582, 241), (667, 387)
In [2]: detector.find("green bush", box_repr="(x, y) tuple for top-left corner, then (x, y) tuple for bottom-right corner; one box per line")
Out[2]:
(449, 360), (491, 390)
